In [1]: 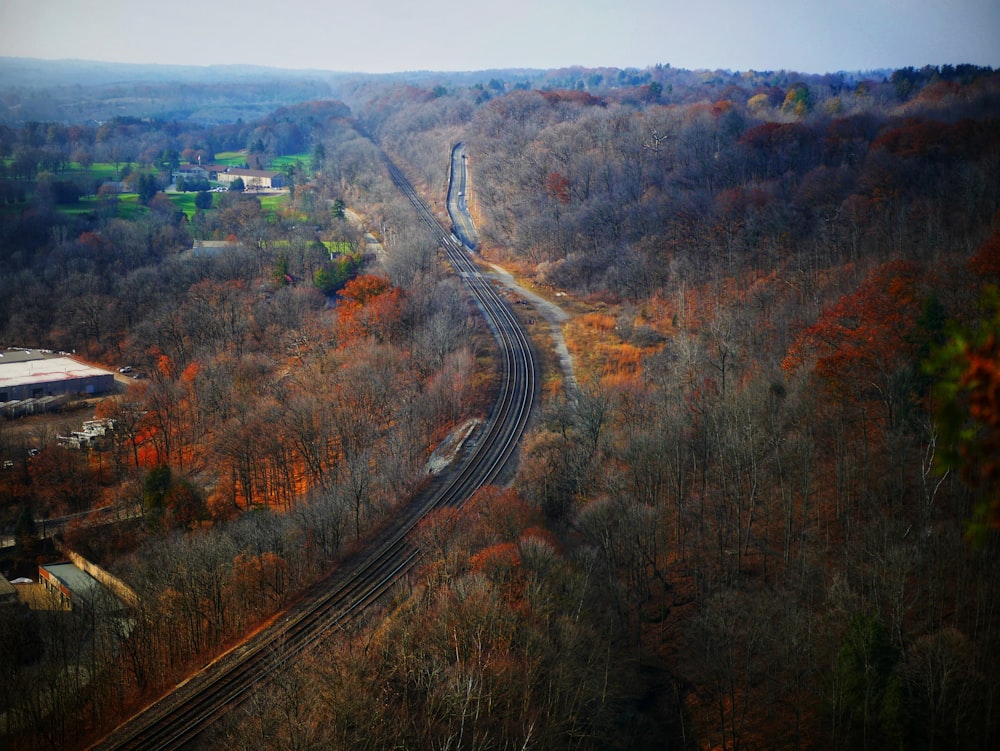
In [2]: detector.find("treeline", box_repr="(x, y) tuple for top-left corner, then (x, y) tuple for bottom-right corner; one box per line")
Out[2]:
(460, 70), (999, 297)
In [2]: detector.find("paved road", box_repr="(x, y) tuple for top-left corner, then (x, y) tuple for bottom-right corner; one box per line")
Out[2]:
(448, 143), (478, 249)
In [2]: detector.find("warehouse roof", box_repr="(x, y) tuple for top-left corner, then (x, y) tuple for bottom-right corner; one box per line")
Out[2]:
(0, 354), (113, 389)
(41, 563), (99, 593)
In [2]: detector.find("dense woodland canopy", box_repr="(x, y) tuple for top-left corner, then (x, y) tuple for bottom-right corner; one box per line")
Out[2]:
(1, 60), (999, 750)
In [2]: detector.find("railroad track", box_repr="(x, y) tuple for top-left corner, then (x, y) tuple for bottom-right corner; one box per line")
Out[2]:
(89, 148), (537, 750)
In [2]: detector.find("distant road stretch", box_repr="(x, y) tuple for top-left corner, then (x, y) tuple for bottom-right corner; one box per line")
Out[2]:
(448, 142), (478, 249)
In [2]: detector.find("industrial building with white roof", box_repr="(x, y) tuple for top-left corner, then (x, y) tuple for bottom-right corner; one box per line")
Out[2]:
(0, 349), (115, 404)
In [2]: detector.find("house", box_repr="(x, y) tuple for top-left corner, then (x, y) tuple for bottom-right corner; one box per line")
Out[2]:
(215, 167), (285, 190)
(38, 562), (103, 611)
(182, 239), (247, 259)
(0, 576), (17, 607)
(171, 164), (211, 183)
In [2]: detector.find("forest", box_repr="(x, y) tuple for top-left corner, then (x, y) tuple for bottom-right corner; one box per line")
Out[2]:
(1, 60), (999, 750)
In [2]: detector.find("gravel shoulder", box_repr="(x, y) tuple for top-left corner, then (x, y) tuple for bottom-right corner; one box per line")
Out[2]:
(484, 263), (577, 394)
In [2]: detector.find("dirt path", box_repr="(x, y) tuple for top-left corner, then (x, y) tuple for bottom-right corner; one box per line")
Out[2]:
(484, 263), (577, 395)
(343, 207), (384, 261)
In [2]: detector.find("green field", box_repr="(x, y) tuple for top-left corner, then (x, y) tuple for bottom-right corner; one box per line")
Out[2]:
(161, 189), (287, 220)
(212, 151), (248, 167)
(269, 153), (310, 169)
(57, 193), (145, 220)
(325, 241), (353, 255)
(67, 161), (122, 183)
(3, 159), (125, 198)
(259, 192), (290, 214)
(212, 151), (310, 171)
(0, 159), (130, 184)
(53, 190), (290, 221)
(166, 192), (207, 218)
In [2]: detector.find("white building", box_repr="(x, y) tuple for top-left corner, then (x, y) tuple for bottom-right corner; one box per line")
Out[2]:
(0, 350), (115, 404)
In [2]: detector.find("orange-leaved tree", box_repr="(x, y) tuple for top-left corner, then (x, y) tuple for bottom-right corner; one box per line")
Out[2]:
(783, 259), (924, 431)
(335, 274), (405, 345)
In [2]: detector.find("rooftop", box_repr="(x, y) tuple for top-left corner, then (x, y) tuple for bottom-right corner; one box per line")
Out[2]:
(0, 348), (58, 364)
(222, 167), (281, 178)
(41, 562), (103, 603)
(0, 354), (113, 389)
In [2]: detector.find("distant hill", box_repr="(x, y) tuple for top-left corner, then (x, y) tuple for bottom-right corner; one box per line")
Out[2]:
(0, 56), (938, 125)
(0, 57), (351, 123)
(0, 57), (342, 87)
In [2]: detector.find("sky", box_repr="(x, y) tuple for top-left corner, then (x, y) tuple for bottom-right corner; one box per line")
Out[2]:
(1, 0), (998, 75)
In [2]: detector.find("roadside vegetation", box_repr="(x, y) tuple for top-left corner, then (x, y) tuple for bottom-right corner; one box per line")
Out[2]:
(1, 61), (999, 750)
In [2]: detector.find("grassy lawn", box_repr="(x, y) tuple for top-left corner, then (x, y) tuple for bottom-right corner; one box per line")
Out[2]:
(212, 151), (248, 167)
(259, 192), (290, 215)
(7, 160), (126, 182)
(166, 189), (287, 220)
(57, 193), (145, 220)
(68, 161), (122, 182)
(166, 191), (213, 219)
(325, 241), (353, 254)
(8, 153), (304, 222)
(54, 190), (286, 221)
(211, 151), (311, 171)
(270, 153), (311, 169)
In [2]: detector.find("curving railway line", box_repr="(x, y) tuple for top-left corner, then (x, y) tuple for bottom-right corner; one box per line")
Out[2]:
(89, 147), (537, 750)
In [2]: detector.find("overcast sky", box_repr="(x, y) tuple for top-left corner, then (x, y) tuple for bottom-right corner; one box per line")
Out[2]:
(1, 0), (998, 75)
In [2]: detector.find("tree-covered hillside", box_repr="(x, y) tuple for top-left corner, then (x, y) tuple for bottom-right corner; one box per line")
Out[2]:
(1, 61), (998, 750)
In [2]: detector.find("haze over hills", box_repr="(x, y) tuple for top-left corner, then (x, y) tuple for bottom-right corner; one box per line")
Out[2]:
(0, 55), (908, 124)
(3, 0), (997, 78)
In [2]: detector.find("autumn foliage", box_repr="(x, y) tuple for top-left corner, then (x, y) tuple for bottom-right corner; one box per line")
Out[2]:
(4, 62), (1000, 751)
(335, 273), (405, 344)
(783, 260), (923, 412)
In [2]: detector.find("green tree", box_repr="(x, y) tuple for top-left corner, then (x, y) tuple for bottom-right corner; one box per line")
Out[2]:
(14, 504), (38, 556)
(832, 613), (900, 750)
(143, 464), (173, 528)
(137, 172), (158, 204)
(281, 161), (297, 198)
(927, 287), (1000, 543)
(160, 148), (180, 173)
(782, 83), (813, 116)
(311, 141), (326, 172)
(313, 253), (360, 295)
(194, 190), (213, 210)
(272, 252), (290, 286)
(165, 479), (206, 529)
